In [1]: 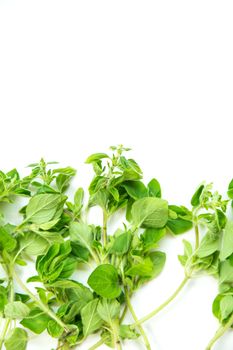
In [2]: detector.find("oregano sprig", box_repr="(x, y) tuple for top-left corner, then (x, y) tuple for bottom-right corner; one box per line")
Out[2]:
(123, 183), (228, 335)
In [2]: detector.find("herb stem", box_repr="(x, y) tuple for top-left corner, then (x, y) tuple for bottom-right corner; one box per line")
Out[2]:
(119, 304), (128, 323)
(0, 319), (11, 350)
(205, 313), (233, 350)
(88, 338), (105, 350)
(91, 250), (101, 265)
(103, 210), (108, 247)
(125, 288), (151, 350)
(12, 269), (69, 333)
(112, 319), (122, 350)
(116, 340), (122, 350)
(0, 266), (14, 350)
(194, 223), (200, 250)
(130, 276), (189, 329)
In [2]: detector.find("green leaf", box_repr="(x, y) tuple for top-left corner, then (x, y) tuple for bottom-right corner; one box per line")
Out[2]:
(191, 184), (204, 207)
(121, 181), (148, 200)
(178, 240), (194, 267)
(148, 251), (166, 278)
(88, 264), (121, 299)
(36, 242), (76, 283)
(53, 166), (76, 176)
(134, 252), (166, 287)
(25, 193), (66, 224)
(4, 301), (30, 319)
(97, 299), (121, 324)
(212, 294), (222, 320)
(126, 257), (154, 277)
(54, 167), (76, 192)
(81, 299), (103, 337)
(49, 279), (93, 313)
(216, 209), (227, 230)
(110, 231), (132, 255)
(37, 219), (59, 230)
(117, 157), (142, 181)
(167, 205), (193, 235)
(89, 190), (108, 210)
(0, 226), (17, 252)
(147, 178), (161, 198)
(19, 232), (48, 256)
(220, 295), (233, 321)
(141, 228), (166, 251)
(20, 308), (51, 334)
(85, 153), (109, 164)
(108, 187), (119, 201)
(197, 231), (220, 258)
(4, 328), (28, 350)
(219, 260), (233, 285)
(167, 218), (193, 235)
(183, 239), (193, 257)
(64, 286), (93, 313)
(131, 197), (168, 228)
(71, 242), (90, 262)
(27, 275), (41, 283)
(69, 222), (93, 252)
(74, 187), (84, 211)
(100, 330), (113, 347)
(228, 179), (233, 199)
(47, 320), (63, 338)
(119, 325), (139, 339)
(0, 286), (8, 312)
(15, 293), (30, 303)
(220, 221), (233, 261)
(65, 325), (79, 345)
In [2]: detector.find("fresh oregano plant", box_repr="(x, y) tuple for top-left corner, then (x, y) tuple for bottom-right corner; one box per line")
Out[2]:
(0, 148), (232, 350)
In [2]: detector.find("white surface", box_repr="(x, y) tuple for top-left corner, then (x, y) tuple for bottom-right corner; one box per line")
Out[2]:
(0, 1), (233, 349)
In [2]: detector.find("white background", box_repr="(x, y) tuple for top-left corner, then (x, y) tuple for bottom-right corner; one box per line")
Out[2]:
(0, 1), (233, 349)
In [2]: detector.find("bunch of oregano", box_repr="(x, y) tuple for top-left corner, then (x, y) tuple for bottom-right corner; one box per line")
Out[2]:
(0, 146), (232, 350)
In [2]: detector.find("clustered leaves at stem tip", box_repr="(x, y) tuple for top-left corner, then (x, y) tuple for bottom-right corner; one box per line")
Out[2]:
(0, 147), (233, 350)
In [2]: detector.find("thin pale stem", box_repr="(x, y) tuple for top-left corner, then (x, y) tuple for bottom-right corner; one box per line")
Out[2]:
(0, 266), (14, 350)
(88, 338), (105, 350)
(87, 323), (121, 350)
(111, 319), (122, 350)
(130, 276), (189, 329)
(125, 289), (151, 350)
(103, 210), (108, 247)
(195, 223), (200, 250)
(119, 304), (128, 323)
(12, 269), (69, 333)
(116, 341), (122, 350)
(205, 313), (233, 350)
(90, 249), (101, 264)
(0, 319), (11, 350)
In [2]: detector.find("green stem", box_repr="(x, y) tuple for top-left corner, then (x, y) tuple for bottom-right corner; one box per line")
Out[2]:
(195, 223), (200, 250)
(12, 269), (69, 333)
(90, 249), (101, 265)
(103, 210), (108, 247)
(87, 322), (121, 350)
(0, 319), (11, 350)
(0, 266), (14, 350)
(116, 340), (122, 350)
(130, 276), (189, 329)
(112, 319), (122, 350)
(88, 338), (105, 350)
(125, 289), (151, 350)
(119, 304), (128, 323)
(205, 313), (233, 350)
